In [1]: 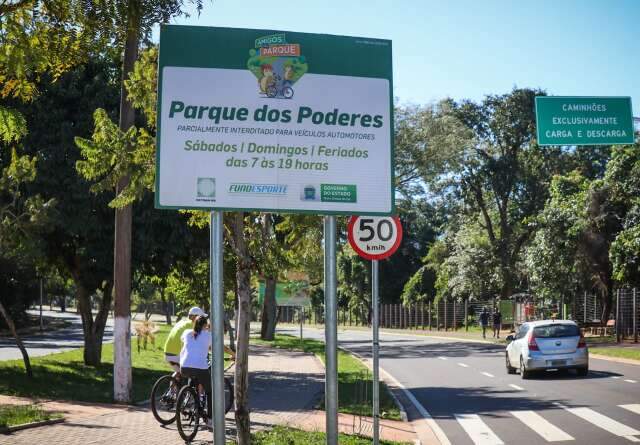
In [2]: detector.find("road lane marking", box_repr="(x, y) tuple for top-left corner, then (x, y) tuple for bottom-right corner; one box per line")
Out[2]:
(458, 363), (469, 368)
(438, 356), (448, 360)
(509, 384), (524, 391)
(455, 414), (504, 445)
(511, 410), (574, 442)
(481, 372), (495, 378)
(621, 405), (640, 416)
(624, 379), (637, 383)
(555, 403), (640, 441)
(612, 376), (622, 379)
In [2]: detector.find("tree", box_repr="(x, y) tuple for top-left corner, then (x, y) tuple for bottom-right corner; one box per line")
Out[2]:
(418, 89), (562, 299)
(12, 59), (120, 365)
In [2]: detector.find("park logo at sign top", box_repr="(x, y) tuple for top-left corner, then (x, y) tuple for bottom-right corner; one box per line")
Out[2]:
(156, 25), (394, 215)
(535, 96), (634, 146)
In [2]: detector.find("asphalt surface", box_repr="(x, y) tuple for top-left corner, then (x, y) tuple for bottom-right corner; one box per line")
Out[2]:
(0, 309), (115, 360)
(278, 325), (640, 445)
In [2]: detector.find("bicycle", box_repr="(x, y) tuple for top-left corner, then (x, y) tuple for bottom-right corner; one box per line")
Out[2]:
(150, 370), (185, 425)
(175, 361), (235, 442)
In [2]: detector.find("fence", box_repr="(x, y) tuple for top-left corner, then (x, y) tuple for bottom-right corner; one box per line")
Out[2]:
(261, 287), (639, 342)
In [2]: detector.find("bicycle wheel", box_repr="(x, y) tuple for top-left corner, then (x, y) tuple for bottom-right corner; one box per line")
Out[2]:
(176, 385), (200, 442)
(282, 86), (294, 99)
(151, 375), (178, 425)
(224, 377), (234, 414)
(266, 85), (277, 98)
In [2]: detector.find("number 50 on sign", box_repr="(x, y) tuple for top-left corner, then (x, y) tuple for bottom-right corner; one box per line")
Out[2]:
(347, 216), (402, 261)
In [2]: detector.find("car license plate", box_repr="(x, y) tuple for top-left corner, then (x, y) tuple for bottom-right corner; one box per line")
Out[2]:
(549, 360), (566, 366)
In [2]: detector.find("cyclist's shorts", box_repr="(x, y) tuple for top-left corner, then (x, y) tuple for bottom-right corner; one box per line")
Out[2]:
(165, 353), (180, 373)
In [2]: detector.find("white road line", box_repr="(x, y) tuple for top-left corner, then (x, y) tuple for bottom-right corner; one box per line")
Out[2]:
(481, 372), (495, 378)
(347, 350), (451, 445)
(624, 379), (638, 383)
(555, 403), (640, 441)
(458, 363), (469, 368)
(621, 405), (640, 416)
(509, 384), (524, 391)
(612, 376), (622, 379)
(511, 410), (574, 442)
(438, 356), (448, 360)
(455, 414), (504, 445)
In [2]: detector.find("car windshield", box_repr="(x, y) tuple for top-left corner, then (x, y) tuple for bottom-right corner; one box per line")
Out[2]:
(533, 324), (580, 338)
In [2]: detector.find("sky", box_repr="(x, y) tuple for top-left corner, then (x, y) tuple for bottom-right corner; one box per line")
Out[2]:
(163, 0), (639, 114)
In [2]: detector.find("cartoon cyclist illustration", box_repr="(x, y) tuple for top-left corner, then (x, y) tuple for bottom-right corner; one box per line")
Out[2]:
(248, 34), (307, 99)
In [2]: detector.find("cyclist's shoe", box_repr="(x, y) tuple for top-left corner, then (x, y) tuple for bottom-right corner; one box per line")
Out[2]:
(206, 418), (213, 430)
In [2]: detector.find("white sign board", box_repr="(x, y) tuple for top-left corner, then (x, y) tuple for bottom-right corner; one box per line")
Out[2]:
(156, 26), (394, 215)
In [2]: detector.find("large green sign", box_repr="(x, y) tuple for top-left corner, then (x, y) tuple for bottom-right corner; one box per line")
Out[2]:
(535, 96), (634, 146)
(156, 25), (394, 215)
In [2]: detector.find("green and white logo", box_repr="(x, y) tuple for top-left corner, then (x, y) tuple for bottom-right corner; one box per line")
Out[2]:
(196, 177), (216, 199)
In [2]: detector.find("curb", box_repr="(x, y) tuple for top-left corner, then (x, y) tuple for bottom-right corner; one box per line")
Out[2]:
(590, 353), (640, 366)
(344, 349), (409, 423)
(0, 417), (64, 434)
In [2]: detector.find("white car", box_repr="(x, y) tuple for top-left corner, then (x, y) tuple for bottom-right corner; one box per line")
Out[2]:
(505, 320), (588, 379)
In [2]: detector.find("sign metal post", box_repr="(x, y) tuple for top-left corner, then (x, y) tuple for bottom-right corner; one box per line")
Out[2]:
(210, 211), (226, 444)
(372, 259), (380, 444)
(347, 216), (402, 445)
(324, 216), (338, 445)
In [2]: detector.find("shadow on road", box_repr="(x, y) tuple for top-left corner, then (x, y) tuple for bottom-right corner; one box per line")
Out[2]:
(409, 385), (582, 419)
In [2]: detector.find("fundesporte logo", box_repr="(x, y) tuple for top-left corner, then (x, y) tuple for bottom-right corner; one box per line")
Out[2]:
(229, 183), (288, 196)
(247, 33), (308, 99)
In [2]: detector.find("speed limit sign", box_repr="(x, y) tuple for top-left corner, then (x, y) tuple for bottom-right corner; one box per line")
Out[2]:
(347, 216), (403, 261)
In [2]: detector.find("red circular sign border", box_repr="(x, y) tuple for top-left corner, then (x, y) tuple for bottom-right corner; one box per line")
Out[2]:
(347, 216), (403, 261)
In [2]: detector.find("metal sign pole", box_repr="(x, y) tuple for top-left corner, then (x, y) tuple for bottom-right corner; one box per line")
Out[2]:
(372, 259), (380, 445)
(324, 215), (338, 445)
(210, 211), (226, 444)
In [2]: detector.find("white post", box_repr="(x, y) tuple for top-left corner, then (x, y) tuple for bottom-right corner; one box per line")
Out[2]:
(324, 216), (338, 445)
(210, 211), (226, 444)
(39, 278), (44, 332)
(300, 306), (304, 342)
(372, 259), (380, 445)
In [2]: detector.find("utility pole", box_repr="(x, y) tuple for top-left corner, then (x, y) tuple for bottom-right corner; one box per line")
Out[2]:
(113, 1), (140, 403)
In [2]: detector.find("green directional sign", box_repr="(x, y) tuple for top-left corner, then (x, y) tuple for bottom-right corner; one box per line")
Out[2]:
(535, 96), (634, 146)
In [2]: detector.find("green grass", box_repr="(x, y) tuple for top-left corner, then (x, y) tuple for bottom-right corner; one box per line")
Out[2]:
(252, 334), (402, 421)
(0, 405), (62, 428)
(590, 347), (640, 361)
(252, 425), (410, 445)
(0, 324), (175, 403)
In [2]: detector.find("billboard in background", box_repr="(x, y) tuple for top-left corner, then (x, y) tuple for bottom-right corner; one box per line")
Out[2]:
(156, 25), (394, 215)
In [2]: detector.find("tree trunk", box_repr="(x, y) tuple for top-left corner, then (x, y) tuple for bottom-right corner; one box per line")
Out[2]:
(260, 277), (277, 340)
(224, 312), (236, 352)
(232, 213), (252, 445)
(0, 300), (32, 378)
(162, 296), (172, 325)
(75, 279), (112, 366)
(113, 0), (140, 404)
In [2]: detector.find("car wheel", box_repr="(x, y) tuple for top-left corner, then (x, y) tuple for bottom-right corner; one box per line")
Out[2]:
(506, 353), (516, 374)
(575, 366), (588, 377)
(520, 357), (531, 379)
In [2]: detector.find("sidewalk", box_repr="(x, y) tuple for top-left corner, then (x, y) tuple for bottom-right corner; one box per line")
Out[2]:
(0, 344), (418, 444)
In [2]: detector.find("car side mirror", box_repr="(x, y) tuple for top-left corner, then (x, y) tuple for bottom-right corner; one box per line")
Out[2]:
(506, 334), (514, 342)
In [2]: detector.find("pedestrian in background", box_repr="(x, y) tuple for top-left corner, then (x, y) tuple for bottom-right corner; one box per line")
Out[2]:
(479, 308), (489, 339)
(492, 307), (502, 338)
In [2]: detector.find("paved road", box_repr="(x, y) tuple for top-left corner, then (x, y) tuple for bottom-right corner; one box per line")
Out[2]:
(278, 325), (640, 445)
(0, 310), (115, 361)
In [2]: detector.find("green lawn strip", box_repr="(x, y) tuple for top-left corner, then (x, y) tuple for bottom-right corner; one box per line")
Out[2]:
(252, 425), (410, 445)
(252, 334), (401, 421)
(590, 347), (640, 361)
(0, 404), (62, 428)
(0, 323), (174, 403)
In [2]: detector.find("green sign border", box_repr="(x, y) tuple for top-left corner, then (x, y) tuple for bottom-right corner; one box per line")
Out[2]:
(155, 25), (395, 216)
(535, 96), (635, 147)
